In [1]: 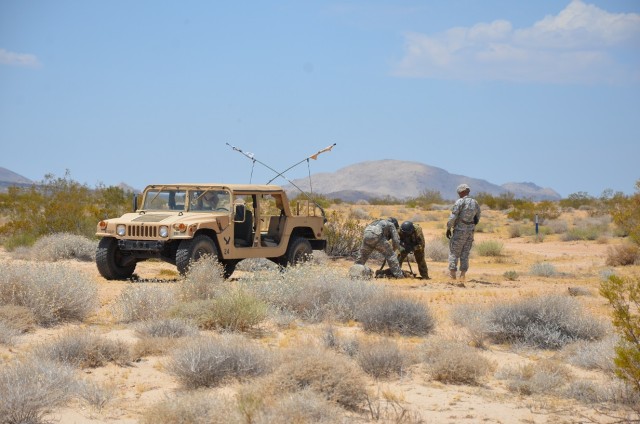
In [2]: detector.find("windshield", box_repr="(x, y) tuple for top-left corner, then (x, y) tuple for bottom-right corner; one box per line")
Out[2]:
(188, 189), (231, 212)
(142, 189), (187, 211)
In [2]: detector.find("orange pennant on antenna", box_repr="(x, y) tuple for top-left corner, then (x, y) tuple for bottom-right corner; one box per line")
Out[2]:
(309, 143), (336, 160)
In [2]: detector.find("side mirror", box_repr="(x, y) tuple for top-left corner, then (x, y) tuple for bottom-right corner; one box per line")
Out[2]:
(133, 194), (138, 212)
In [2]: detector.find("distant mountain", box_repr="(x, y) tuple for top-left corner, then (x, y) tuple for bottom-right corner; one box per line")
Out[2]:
(0, 167), (34, 192)
(285, 160), (561, 202)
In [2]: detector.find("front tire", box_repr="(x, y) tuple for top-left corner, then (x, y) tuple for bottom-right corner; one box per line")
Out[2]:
(96, 237), (136, 280)
(284, 237), (313, 267)
(176, 235), (219, 275)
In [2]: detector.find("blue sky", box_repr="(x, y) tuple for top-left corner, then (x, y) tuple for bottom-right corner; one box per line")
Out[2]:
(1, 0), (639, 197)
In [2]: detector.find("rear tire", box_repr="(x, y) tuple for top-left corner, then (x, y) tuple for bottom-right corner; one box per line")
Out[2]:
(96, 237), (136, 280)
(176, 235), (219, 275)
(284, 237), (312, 267)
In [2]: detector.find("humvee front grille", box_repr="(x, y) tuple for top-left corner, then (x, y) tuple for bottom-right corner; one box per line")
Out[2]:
(127, 225), (158, 238)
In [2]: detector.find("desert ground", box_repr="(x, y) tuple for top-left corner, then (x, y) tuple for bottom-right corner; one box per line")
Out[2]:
(1, 206), (639, 423)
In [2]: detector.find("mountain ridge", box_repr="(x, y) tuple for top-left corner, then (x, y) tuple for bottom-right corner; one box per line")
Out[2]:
(285, 159), (561, 201)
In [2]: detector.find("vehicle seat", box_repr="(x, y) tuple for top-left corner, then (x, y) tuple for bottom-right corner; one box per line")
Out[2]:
(264, 214), (285, 245)
(234, 207), (253, 247)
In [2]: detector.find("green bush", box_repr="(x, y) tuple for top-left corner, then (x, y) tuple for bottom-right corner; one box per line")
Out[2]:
(608, 180), (640, 245)
(474, 240), (504, 257)
(600, 275), (640, 392)
(0, 171), (131, 247)
(171, 287), (267, 332)
(324, 210), (365, 258)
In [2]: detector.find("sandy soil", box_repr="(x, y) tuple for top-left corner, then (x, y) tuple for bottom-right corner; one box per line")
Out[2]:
(1, 208), (639, 423)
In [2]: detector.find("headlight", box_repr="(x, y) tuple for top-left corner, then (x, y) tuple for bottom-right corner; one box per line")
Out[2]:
(159, 226), (169, 238)
(116, 225), (126, 236)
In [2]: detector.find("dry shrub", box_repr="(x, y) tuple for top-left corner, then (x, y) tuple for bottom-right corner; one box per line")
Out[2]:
(0, 262), (98, 326)
(357, 292), (435, 336)
(424, 238), (449, 262)
(35, 329), (132, 368)
(271, 347), (369, 410)
(133, 337), (180, 357)
(141, 391), (242, 424)
(135, 318), (199, 339)
(30, 233), (98, 262)
(497, 360), (571, 395)
(0, 304), (36, 333)
(529, 262), (557, 277)
(503, 270), (519, 281)
(545, 219), (569, 234)
(606, 243), (639, 266)
(565, 336), (617, 373)
(76, 379), (116, 411)
(111, 284), (176, 323)
(454, 295), (607, 349)
(0, 321), (21, 345)
(179, 255), (226, 301)
(254, 389), (345, 424)
(134, 318), (199, 357)
(0, 358), (76, 424)
(357, 339), (411, 379)
(323, 326), (360, 357)
(242, 264), (381, 322)
(167, 334), (273, 389)
(170, 287), (267, 331)
(422, 339), (493, 385)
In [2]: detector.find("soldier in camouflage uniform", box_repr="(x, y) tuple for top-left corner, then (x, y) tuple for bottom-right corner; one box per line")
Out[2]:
(355, 217), (403, 278)
(446, 184), (481, 280)
(397, 221), (430, 279)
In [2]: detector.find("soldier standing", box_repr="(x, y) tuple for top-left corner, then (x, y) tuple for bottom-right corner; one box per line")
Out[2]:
(355, 217), (403, 278)
(446, 184), (481, 280)
(397, 221), (430, 279)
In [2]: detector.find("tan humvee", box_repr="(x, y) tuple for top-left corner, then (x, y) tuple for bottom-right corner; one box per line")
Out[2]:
(95, 184), (326, 280)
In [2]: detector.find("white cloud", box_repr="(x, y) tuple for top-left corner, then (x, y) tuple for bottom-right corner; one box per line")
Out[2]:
(394, 0), (640, 83)
(0, 48), (41, 68)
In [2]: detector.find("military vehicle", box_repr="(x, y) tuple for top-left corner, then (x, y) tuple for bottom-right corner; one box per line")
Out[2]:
(95, 184), (326, 279)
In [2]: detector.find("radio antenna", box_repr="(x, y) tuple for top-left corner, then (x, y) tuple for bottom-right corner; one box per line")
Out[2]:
(226, 142), (336, 221)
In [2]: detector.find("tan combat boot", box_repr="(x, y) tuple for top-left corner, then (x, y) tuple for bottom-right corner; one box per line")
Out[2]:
(449, 270), (457, 280)
(460, 271), (466, 281)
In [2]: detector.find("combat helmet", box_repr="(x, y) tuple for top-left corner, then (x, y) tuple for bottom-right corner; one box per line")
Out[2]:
(387, 217), (399, 229)
(400, 221), (414, 234)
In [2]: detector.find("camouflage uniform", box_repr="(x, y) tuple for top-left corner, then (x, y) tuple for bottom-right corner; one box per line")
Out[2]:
(356, 219), (403, 278)
(397, 223), (430, 279)
(447, 195), (481, 273)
